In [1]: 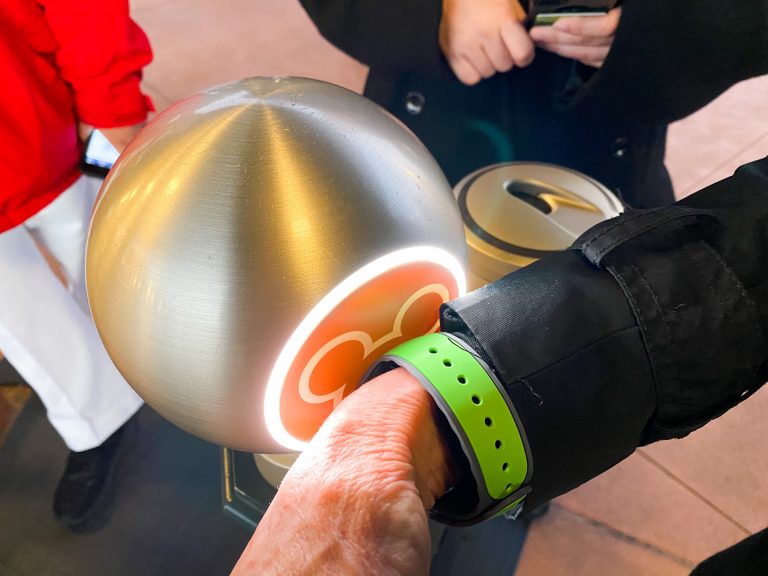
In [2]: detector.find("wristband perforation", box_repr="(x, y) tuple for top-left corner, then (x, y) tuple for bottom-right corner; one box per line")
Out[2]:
(378, 333), (528, 503)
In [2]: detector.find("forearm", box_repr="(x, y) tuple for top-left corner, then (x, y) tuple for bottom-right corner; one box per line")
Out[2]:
(442, 156), (768, 508)
(235, 159), (768, 572)
(232, 369), (453, 576)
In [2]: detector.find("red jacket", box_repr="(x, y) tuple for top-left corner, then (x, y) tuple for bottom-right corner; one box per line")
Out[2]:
(0, 0), (153, 232)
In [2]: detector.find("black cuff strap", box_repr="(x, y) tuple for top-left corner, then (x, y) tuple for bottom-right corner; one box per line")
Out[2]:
(573, 205), (717, 266)
(573, 206), (764, 441)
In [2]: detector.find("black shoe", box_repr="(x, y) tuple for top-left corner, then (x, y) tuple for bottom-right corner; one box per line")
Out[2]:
(52, 417), (135, 533)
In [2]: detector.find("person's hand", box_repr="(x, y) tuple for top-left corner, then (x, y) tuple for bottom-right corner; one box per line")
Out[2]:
(99, 123), (145, 152)
(439, 0), (534, 85)
(78, 122), (145, 153)
(529, 7), (622, 69)
(231, 368), (455, 576)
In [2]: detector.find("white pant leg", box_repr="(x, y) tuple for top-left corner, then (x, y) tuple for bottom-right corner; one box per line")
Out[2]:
(0, 176), (142, 451)
(23, 175), (101, 314)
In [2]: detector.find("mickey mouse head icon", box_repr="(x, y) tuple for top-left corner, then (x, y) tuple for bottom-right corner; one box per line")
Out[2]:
(264, 247), (465, 451)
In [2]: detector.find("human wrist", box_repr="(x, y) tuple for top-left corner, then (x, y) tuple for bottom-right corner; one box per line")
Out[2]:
(292, 367), (456, 509)
(236, 370), (454, 576)
(364, 333), (532, 525)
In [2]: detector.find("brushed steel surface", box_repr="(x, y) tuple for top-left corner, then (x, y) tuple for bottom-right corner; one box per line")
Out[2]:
(454, 162), (623, 289)
(86, 77), (466, 452)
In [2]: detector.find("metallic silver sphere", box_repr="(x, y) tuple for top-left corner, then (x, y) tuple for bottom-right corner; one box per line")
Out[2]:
(86, 78), (466, 453)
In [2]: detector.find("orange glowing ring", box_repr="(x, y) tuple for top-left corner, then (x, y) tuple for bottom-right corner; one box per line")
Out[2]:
(264, 246), (466, 451)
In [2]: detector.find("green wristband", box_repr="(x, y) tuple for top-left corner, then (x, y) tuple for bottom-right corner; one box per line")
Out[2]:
(366, 332), (532, 524)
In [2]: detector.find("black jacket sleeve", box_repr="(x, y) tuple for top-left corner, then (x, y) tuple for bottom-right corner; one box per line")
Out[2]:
(440, 157), (768, 509)
(298, 0), (444, 70)
(564, 0), (768, 123)
(300, 0), (768, 123)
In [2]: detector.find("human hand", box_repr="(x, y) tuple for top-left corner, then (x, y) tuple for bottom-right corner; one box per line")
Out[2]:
(231, 368), (454, 576)
(99, 123), (145, 152)
(439, 0), (534, 85)
(529, 7), (621, 69)
(79, 122), (145, 153)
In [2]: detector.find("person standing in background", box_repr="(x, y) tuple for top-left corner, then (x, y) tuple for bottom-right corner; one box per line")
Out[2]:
(300, 0), (671, 207)
(0, 0), (153, 532)
(300, 0), (765, 208)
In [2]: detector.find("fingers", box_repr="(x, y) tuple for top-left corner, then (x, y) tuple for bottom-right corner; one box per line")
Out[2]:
(439, 19), (493, 85)
(483, 38), (515, 74)
(78, 122), (94, 142)
(532, 43), (609, 68)
(444, 23), (534, 85)
(472, 50), (499, 79)
(449, 56), (485, 85)
(529, 26), (612, 48)
(530, 31), (611, 68)
(439, 0), (535, 85)
(99, 124), (145, 152)
(528, 7), (621, 69)
(440, 4), (621, 83)
(552, 6), (621, 37)
(500, 19), (535, 67)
